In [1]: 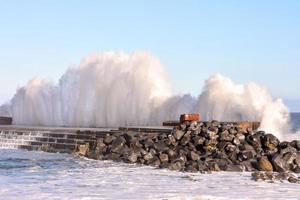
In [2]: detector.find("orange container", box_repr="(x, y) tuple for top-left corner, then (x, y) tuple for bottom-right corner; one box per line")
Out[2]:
(180, 114), (200, 123)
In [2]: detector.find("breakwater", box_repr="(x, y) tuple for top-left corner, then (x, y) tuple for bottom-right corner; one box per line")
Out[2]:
(0, 121), (299, 183)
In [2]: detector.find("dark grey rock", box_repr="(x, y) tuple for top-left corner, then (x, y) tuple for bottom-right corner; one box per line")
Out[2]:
(104, 134), (116, 145)
(189, 151), (200, 161)
(111, 136), (127, 154)
(220, 130), (234, 142)
(168, 161), (183, 171)
(173, 129), (185, 140)
(262, 134), (279, 151)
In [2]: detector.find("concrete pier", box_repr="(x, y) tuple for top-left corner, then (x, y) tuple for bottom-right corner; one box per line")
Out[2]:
(0, 125), (172, 153)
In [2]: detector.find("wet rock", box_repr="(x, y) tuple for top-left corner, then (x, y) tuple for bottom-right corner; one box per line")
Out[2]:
(167, 149), (177, 161)
(78, 143), (89, 156)
(143, 138), (154, 149)
(238, 150), (255, 161)
(167, 134), (177, 146)
(159, 153), (169, 163)
(154, 140), (168, 153)
(240, 159), (256, 171)
(257, 157), (273, 171)
(193, 136), (205, 146)
(219, 130), (234, 142)
(144, 152), (154, 162)
(197, 160), (208, 171)
(262, 134), (279, 151)
(225, 164), (244, 172)
(168, 161), (183, 171)
(104, 134), (116, 145)
(290, 140), (300, 151)
(189, 151), (200, 161)
(149, 156), (161, 167)
(96, 138), (107, 153)
(288, 176), (299, 183)
(272, 150), (297, 172)
(185, 161), (198, 172)
(111, 136), (127, 154)
(128, 152), (138, 163)
(173, 129), (185, 140)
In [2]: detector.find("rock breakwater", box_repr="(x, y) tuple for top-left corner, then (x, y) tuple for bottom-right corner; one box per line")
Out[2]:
(82, 121), (300, 177)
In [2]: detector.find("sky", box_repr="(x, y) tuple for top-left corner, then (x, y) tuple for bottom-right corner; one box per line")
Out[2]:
(0, 0), (299, 111)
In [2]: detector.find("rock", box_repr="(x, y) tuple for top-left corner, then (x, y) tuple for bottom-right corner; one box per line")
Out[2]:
(168, 161), (183, 171)
(262, 134), (279, 150)
(219, 130), (234, 142)
(154, 140), (168, 153)
(144, 152), (154, 162)
(189, 151), (200, 161)
(78, 143), (89, 156)
(128, 152), (138, 163)
(189, 121), (199, 131)
(159, 153), (169, 163)
(96, 138), (107, 153)
(111, 136), (127, 154)
(225, 164), (244, 172)
(167, 149), (177, 161)
(288, 176), (299, 183)
(143, 138), (154, 149)
(185, 161), (198, 172)
(197, 160), (208, 171)
(238, 150), (255, 161)
(173, 129), (185, 140)
(104, 134), (116, 145)
(193, 136), (205, 146)
(272, 151), (297, 172)
(149, 156), (161, 167)
(207, 161), (220, 171)
(167, 134), (177, 146)
(247, 133), (262, 150)
(180, 132), (191, 146)
(240, 160), (256, 171)
(257, 157), (273, 171)
(290, 140), (300, 151)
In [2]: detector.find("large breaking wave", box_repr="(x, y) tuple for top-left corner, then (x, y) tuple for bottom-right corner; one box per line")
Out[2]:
(0, 51), (290, 138)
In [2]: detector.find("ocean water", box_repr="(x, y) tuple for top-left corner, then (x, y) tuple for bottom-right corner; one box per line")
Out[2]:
(0, 114), (299, 200)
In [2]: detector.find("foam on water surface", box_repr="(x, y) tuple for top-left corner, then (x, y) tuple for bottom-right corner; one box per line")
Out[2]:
(0, 149), (299, 200)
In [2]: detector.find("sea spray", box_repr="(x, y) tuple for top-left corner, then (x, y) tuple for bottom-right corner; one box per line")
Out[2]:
(0, 51), (290, 138)
(195, 74), (290, 139)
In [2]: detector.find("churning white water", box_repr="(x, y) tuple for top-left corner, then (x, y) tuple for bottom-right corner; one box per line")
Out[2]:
(0, 51), (290, 138)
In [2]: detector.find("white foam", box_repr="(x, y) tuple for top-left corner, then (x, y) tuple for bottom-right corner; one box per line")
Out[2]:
(0, 149), (299, 200)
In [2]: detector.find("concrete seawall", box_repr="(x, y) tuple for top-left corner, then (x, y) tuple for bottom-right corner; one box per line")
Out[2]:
(0, 125), (172, 153)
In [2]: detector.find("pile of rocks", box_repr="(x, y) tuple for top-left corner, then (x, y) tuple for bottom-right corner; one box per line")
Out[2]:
(84, 121), (300, 175)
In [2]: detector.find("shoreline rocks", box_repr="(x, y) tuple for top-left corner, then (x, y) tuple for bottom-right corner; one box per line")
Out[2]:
(80, 121), (300, 180)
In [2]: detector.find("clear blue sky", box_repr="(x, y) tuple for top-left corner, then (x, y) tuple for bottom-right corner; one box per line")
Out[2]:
(0, 0), (299, 111)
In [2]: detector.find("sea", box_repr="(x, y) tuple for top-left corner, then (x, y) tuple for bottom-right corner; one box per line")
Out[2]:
(0, 114), (299, 200)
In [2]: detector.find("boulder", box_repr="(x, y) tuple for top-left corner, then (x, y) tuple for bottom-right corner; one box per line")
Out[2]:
(168, 161), (183, 171)
(219, 130), (234, 142)
(104, 134), (116, 145)
(173, 129), (185, 140)
(257, 157), (273, 171)
(128, 152), (138, 163)
(159, 153), (169, 163)
(262, 134), (279, 150)
(111, 136), (127, 154)
(189, 151), (200, 161)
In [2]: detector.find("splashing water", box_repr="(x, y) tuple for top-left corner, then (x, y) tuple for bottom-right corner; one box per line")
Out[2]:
(0, 51), (290, 138)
